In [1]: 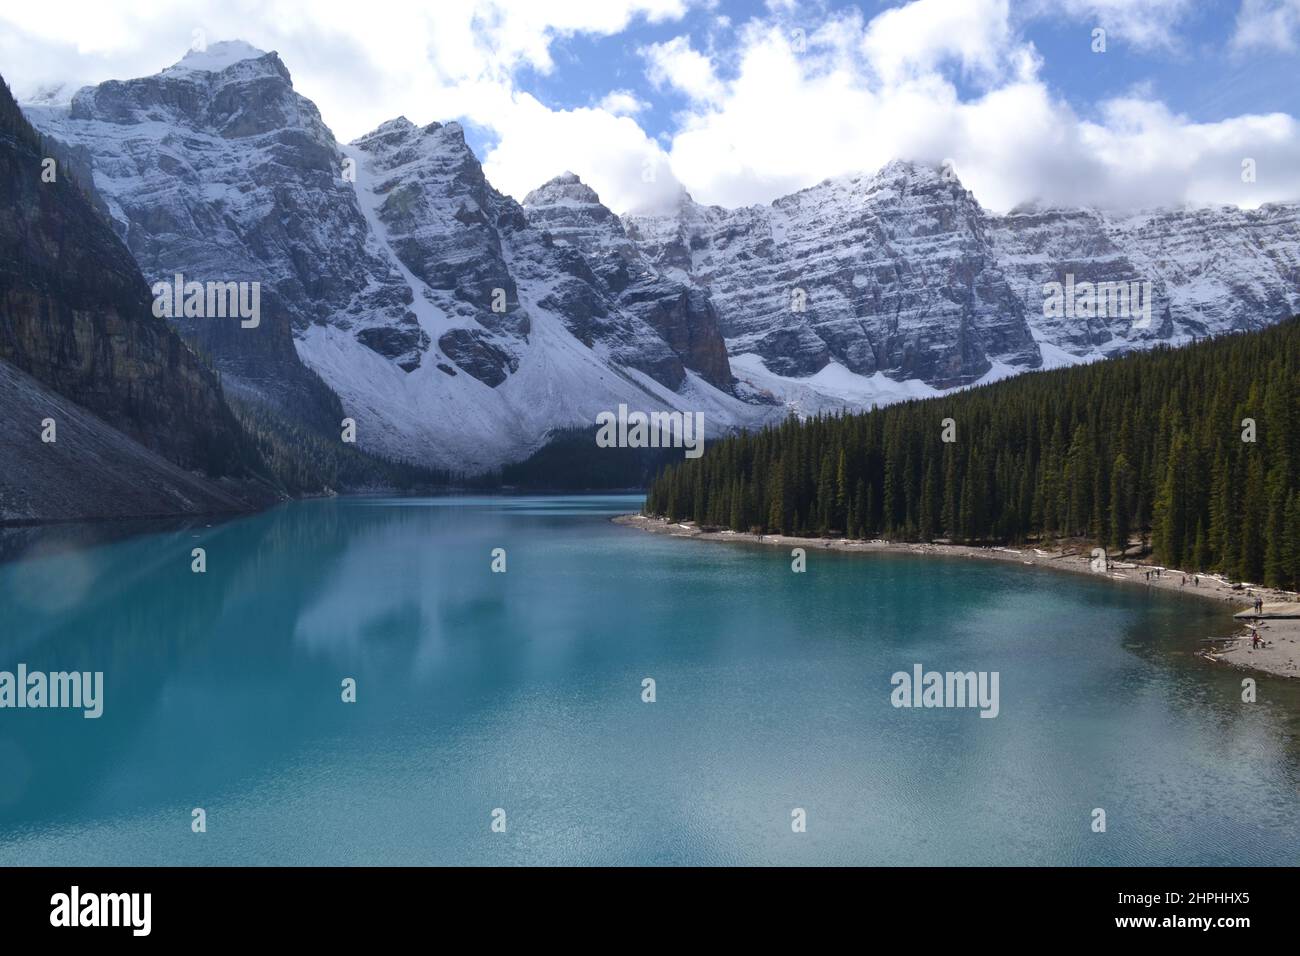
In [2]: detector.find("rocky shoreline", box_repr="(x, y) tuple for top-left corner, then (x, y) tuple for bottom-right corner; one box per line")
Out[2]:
(614, 512), (1300, 681)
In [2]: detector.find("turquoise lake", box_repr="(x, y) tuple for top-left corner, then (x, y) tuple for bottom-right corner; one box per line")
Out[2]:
(0, 495), (1297, 865)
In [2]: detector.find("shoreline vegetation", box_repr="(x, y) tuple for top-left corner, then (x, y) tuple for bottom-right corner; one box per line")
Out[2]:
(637, 322), (1299, 680)
(645, 322), (1300, 595)
(615, 512), (1300, 680)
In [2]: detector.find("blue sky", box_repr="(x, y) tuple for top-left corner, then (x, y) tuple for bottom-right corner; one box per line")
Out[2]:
(499, 0), (1300, 150)
(3, 0), (1300, 213)
(520, 1), (1297, 131)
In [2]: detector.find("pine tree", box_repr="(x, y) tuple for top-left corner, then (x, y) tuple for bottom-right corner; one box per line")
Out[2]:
(1108, 453), (1133, 553)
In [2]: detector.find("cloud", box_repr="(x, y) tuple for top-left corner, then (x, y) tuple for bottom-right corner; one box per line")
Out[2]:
(1232, 0), (1300, 52)
(1, 0), (1297, 217)
(0, 0), (694, 213)
(650, 3), (1300, 212)
(476, 91), (683, 214)
(598, 89), (650, 115)
(641, 36), (726, 104)
(0, 0), (695, 134)
(1027, 0), (1195, 50)
(861, 0), (1014, 84)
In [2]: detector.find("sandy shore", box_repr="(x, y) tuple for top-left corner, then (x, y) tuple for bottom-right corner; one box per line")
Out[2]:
(614, 513), (1300, 680)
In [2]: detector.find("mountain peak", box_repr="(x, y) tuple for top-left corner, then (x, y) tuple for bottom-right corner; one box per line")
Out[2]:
(367, 115), (415, 136)
(874, 158), (954, 183)
(522, 172), (603, 208)
(162, 40), (270, 76)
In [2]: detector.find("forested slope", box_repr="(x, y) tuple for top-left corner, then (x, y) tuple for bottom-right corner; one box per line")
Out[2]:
(646, 319), (1300, 589)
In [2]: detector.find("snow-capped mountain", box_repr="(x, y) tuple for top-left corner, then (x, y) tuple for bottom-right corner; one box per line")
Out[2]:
(990, 201), (1300, 355)
(312, 116), (763, 469)
(625, 161), (1041, 396)
(28, 43), (761, 470)
(23, 41), (1300, 470)
(521, 171), (733, 393)
(24, 40), (391, 430)
(627, 163), (1300, 398)
(0, 72), (264, 520)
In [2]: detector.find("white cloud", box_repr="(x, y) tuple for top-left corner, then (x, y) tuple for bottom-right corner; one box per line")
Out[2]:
(598, 89), (650, 115)
(475, 90), (683, 214)
(1, 0), (1297, 218)
(0, 0), (695, 138)
(652, 3), (1300, 212)
(861, 0), (1014, 84)
(1232, 0), (1300, 52)
(640, 36), (726, 104)
(0, 0), (694, 213)
(1027, 0), (1194, 49)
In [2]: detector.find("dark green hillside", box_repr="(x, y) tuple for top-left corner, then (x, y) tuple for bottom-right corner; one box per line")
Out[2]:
(646, 319), (1300, 589)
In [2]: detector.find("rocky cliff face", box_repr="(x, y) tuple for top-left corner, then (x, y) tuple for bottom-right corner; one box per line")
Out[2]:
(26, 46), (758, 470)
(627, 161), (1300, 385)
(0, 361), (254, 522)
(25, 41), (396, 430)
(349, 116), (536, 389)
(522, 171), (732, 390)
(0, 74), (252, 481)
(20, 42), (1300, 469)
(991, 202), (1300, 354)
(625, 161), (1041, 389)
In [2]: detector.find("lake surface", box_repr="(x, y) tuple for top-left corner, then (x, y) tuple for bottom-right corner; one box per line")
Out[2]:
(1, 495), (1297, 866)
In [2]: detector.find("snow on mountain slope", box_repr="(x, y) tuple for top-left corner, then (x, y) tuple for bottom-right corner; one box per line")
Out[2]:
(299, 139), (767, 471)
(161, 39), (270, 76)
(21, 41), (1300, 474)
(522, 171), (733, 390)
(991, 201), (1300, 356)
(625, 161), (1041, 390)
(22, 45), (404, 429)
(25, 46), (767, 471)
(629, 163), (1300, 377)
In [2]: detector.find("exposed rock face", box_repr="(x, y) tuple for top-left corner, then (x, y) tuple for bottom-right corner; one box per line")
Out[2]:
(628, 161), (1300, 381)
(20, 42), (1300, 470)
(625, 161), (1040, 389)
(0, 74), (251, 481)
(25, 48), (753, 470)
(0, 362), (254, 522)
(25, 41), (406, 430)
(990, 202), (1300, 354)
(522, 172), (732, 390)
(349, 116), (530, 389)
(323, 119), (764, 471)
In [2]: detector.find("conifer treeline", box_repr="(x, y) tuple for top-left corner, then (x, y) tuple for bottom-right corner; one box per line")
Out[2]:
(645, 319), (1300, 589)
